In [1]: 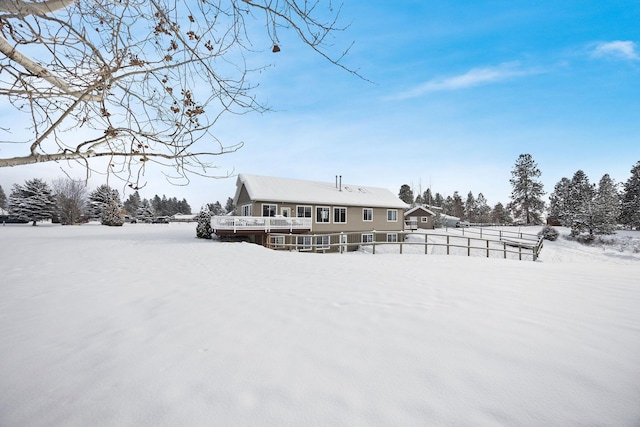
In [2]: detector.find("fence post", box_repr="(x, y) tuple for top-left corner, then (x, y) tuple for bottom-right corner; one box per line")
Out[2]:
(399, 234), (403, 254)
(467, 238), (471, 257)
(447, 235), (450, 255)
(425, 234), (428, 255)
(486, 239), (489, 258)
(519, 245), (522, 261)
(503, 242), (507, 259)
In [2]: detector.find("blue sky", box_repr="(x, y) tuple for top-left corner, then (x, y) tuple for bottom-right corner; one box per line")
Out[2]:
(2, 0), (640, 211)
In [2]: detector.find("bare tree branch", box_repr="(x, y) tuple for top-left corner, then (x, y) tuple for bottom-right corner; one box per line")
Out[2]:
(0, 0), (359, 187)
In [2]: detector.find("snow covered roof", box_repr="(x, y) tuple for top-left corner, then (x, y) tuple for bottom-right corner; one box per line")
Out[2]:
(405, 206), (436, 216)
(235, 174), (409, 209)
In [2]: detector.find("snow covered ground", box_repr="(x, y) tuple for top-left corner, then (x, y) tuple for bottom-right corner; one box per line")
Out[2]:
(1, 223), (639, 426)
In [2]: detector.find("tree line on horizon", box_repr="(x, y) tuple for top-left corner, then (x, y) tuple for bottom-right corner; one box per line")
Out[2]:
(0, 177), (192, 226)
(397, 154), (640, 236)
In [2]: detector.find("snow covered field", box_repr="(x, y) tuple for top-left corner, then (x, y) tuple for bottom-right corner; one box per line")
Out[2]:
(1, 223), (639, 426)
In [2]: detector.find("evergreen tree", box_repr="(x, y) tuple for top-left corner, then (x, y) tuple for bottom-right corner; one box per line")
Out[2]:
(209, 201), (225, 216)
(196, 205), (213, 239)
(178, 198), (192, 214)
(398, 184), (414, 205)
(593, 174), (619, 235)
(433, 193), (444, 208)
(8, 178), (56, 225)
(123, 191), (141, 216)
(88, 185), (120, 219)
(476, 193), (491, 224)
(509, 153), (545, 225)
(620, 161), (640, 230)
(568, 170), (595, 236)
(442, 195), (453, 216)
(0, 184), (7, 210)
(136, 199), (155, 223)
(101, 197), (124, 226)
(548, 177), (572, 226)
(224, 197), (235, 215)
(451, 191), (465, 219)
(464, 191), (477, 222)
(414, 193), (425, 206)
(422, 188), (433, 206)
(491, 202), (512, 225)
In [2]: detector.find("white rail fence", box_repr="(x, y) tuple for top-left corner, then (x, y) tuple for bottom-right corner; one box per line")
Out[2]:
(267, 229), (544, 261)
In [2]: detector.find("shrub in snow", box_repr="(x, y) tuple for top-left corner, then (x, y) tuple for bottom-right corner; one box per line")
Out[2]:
(101, 198), (124, 226)
(538, 225), (559, 241)
(196, 205), (212, 239)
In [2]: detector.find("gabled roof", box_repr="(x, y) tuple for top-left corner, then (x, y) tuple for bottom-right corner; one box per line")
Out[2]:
(404, 206), (436, 216)
(234, 174), (409, 209)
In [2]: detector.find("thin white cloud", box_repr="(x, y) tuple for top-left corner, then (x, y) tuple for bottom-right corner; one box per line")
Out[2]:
(592, 40), (639, 60)
(394, 62), (541, 99)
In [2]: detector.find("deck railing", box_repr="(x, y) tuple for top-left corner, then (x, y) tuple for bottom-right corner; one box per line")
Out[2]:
(267, 229), (544, 261)
(211, 216), (313, 233)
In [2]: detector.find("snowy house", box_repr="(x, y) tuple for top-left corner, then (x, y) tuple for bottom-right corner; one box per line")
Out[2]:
(404, 206), (437, 230)
(211, 174), (409, 249)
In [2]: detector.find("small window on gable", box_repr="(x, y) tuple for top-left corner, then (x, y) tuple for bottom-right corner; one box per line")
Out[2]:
(241, 204), (252, 216)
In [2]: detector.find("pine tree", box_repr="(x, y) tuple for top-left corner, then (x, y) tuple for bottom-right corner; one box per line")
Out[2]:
(209, 201), (225, 216)
(101, 198), (124, 226)
(136, 199), (155, 223)
(8, 178), (56, 225)
(88, 185), (120, 219)
(178, 198), (192, 214)
(464, 191), (477, 222)
(196, 205), (213, 239)
(433, 193), (444, 208)
(398, 184), (414, 205)
(0, 184), (7, 210)
(568, 170), (595, 236)
(123, 191), (141, 216)
(451, 191), (465, 219)
(476, 193), (491, 224)
(224, 197), (235, 215)
(548, 177), (572, 226)
(414, 193), (425, 206)
(593, 174), (619, 235)
(491, 202), (512, 225)
(620, 161), (640, 230)
(509, 154), (545, 225)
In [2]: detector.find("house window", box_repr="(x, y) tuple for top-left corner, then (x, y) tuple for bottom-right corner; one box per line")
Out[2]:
(363, 208), (373, 222)
(387, 209), (398, 222)
(316, 235), (330, 250)
(316, 206), (330, 223)
(334, 207), (347, 223)
(262, 204), (277, 217)
(297, 236), (312, 251)
(362, 233), (373, 243)
(297, 205), (312, 218)
(387, 233), (398, 243)
(269, 235), (285, 248)
(241, 204), (252, 216)
(421, 217), (429, 223)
